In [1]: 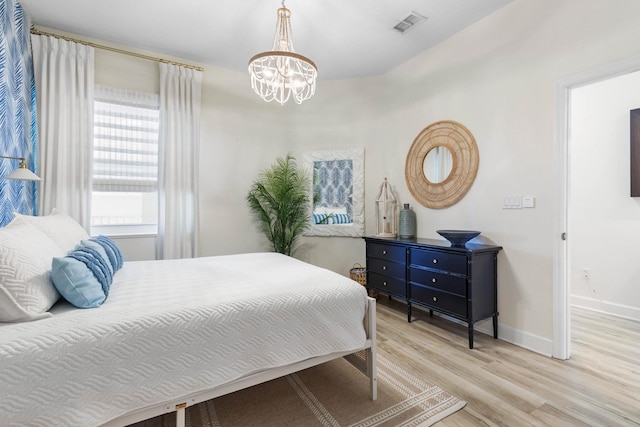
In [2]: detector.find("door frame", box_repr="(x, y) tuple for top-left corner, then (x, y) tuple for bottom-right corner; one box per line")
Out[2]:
(553, 54), (640, 359)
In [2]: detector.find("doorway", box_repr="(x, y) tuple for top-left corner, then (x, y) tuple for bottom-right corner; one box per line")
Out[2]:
(554, 55), (640, 359)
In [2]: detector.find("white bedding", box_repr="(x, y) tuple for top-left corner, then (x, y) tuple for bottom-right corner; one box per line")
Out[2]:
(0, 252), (369, 427)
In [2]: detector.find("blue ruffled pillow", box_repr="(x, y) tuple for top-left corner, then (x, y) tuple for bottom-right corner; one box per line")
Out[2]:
(81, 239), (114, 275)
(51, 244), (114, 308)
(89, 235), (124, 271)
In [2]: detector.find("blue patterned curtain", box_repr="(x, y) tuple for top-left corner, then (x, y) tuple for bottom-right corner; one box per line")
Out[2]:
(0, 0), (37, 226)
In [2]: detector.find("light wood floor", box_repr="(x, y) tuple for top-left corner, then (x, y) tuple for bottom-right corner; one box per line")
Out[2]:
(374, 297), (640, 426)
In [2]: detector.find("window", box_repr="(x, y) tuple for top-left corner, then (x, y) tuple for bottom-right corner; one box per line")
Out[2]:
(91, 86), (160, 235)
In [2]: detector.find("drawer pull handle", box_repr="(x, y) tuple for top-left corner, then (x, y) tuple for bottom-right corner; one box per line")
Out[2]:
(382, 266), (387, 271)
(432, 278), (437, 283)
(432, 259), (438, 264)
(382, 250), (387, 255)
(383, 281), (388, 286)
(432, 296), (438, 302)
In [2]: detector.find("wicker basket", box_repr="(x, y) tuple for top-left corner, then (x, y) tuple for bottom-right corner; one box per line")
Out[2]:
(349, 263), (367, 286)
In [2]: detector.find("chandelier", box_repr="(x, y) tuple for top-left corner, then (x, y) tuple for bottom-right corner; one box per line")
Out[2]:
(248, 1), (317, 105)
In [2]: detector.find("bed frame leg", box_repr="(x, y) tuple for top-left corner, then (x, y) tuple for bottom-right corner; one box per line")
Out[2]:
(366, 297), (378, 401)
(175, 402), (187, 427)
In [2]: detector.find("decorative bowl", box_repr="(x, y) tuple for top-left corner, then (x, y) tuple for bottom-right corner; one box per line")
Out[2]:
(436, 230), (481, 247)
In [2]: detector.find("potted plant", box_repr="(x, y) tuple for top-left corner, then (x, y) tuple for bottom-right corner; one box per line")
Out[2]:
(247, 154), (313, 256)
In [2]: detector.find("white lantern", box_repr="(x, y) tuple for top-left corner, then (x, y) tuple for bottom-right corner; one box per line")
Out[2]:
(375, 178), (397, 237)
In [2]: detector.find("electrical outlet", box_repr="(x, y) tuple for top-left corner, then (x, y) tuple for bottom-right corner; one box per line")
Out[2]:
(522, 195), (535, 208)
(582, 268), (590, 280)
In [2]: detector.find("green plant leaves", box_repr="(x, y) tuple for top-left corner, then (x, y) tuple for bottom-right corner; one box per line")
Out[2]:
(247, 154), (311, 256)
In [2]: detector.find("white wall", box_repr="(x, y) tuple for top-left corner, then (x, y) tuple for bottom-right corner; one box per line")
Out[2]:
(289, 0), (640, 354)
(287, 77), (383, 272)
(198, 66), (292, 256)
(570, 71), (640, 321)
(43, 0), (640, 355)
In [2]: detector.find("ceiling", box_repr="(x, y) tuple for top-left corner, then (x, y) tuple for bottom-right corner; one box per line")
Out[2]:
(19, 0), (514, 81)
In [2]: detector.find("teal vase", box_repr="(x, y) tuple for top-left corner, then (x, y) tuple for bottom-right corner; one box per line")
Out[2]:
(399, 203), (416, 238)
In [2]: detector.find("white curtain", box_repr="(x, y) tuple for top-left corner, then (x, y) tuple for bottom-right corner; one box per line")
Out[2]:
(31, 35), (94, 229)
(156, 63), (202, 259)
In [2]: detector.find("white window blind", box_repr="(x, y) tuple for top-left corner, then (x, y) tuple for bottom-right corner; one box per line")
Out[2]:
(93, 85), (160, 192)
(91, 86), (160, 232)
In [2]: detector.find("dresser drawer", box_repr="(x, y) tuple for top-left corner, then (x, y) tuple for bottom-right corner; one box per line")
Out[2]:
(367, 258), (405, 279)
(366, 243), (406, 263)
(410, 248), (467, 276)
(409, 267), (467, 296)
(410, 284), (467, 318)
(368, 272), (406, 297)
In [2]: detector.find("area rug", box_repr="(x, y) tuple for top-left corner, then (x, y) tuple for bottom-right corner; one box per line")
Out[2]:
(131, 353), (465, 427)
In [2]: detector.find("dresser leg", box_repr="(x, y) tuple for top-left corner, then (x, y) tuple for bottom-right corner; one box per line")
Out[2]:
(407, 303), (412, 323)
(493, 315), (498, 339)
(468, 324), (474, 349)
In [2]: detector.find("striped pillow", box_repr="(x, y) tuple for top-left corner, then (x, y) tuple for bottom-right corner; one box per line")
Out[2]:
(313, 213), (329, 224)
(333, 213), (352, 224)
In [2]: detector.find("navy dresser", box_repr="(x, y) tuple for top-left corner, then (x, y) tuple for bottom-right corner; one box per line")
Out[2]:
(364, 236), (502, 349)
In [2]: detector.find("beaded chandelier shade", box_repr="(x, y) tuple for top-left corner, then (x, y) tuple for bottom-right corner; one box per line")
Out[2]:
(248, 2), (317, 105)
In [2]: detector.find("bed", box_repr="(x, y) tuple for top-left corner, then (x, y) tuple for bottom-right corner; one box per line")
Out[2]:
(0, 212), (377, 427)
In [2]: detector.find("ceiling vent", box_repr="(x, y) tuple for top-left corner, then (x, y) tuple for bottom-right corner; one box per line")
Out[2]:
(393, 11), (427, 34)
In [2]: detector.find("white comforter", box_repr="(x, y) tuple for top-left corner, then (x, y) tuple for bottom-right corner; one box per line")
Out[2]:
(0, 252), (369, 427)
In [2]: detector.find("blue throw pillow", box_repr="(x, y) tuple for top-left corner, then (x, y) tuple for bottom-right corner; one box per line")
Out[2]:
(313, 213), (329, 224)
(333, 213), (352, 224)
(90, 235), (124, 271)
(81, 239), (114, 275)
(51, 244), (114, 308)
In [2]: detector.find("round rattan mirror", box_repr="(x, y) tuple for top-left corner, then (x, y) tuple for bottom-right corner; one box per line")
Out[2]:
(405, 120), (479, 209)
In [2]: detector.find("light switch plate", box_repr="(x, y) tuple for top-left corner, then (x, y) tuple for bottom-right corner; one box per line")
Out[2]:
(503, 195), (522, 209)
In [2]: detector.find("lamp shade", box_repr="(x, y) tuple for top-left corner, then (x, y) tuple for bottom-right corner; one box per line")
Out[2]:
(1, 156), (41, 181)
(6, 166), (41, 181)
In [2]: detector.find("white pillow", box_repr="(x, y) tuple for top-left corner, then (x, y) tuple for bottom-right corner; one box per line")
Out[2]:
(313, 206), (348, 215)
(13, 209), (89, 253)
(325, 206), (348, 215)
(313, 207), (328, 215)
(0, 220), (64, 322)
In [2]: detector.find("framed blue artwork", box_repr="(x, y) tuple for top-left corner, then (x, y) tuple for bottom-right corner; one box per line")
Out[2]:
(303, 148), (364, 237)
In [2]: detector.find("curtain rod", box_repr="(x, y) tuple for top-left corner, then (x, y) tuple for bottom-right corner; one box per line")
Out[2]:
(30, 28), (204, 72)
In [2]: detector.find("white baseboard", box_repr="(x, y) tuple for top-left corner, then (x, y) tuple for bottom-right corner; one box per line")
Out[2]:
(571, 295), (640, 322)
(420, 295), (640, 357)
(474, 319), (553, 357)
(413, 306), (554, 357)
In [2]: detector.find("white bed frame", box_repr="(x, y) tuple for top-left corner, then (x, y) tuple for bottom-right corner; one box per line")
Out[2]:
(102, 297), (377, 427)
